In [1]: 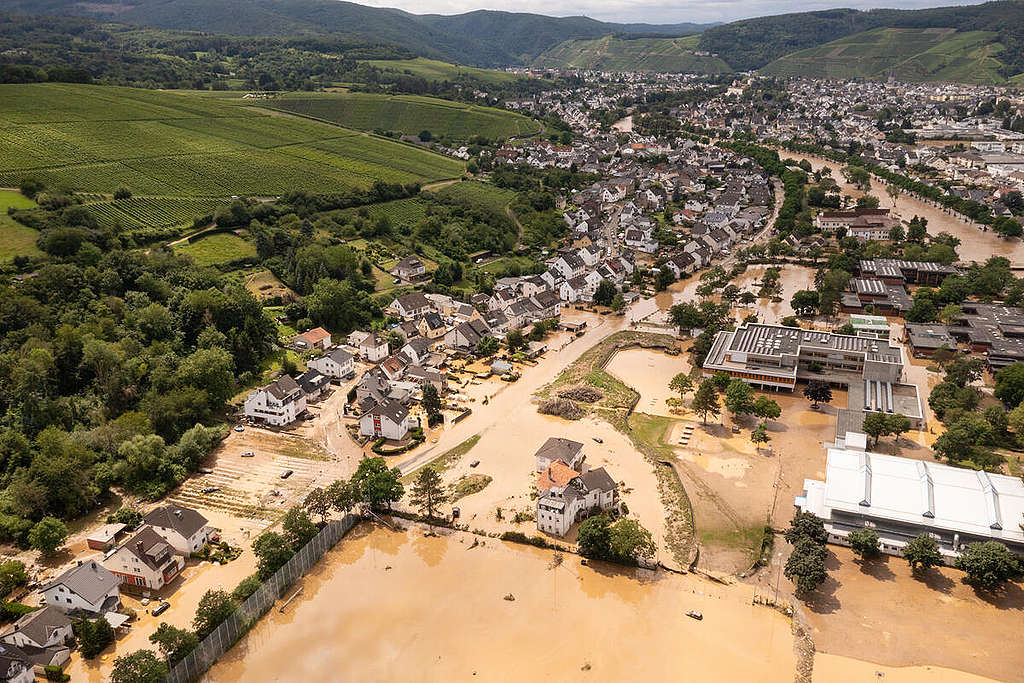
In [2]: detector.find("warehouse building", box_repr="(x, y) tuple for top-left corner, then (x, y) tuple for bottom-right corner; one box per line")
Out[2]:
(797, 432), (1024, 562)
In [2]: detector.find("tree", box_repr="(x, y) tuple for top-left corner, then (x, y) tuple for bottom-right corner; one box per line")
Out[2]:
(668, 373), (693, 400)
(655, 266), (675, 291)
(29, 516), (67, 555)
(475, 335), (498, 357)
(608, 518), (656, 564)
(418, 130), (432, 142)
(861, 412), (891, 448)
(421, 383), (442, 424)
(785, 537), (828, 594)
(750, 423), (770, 453)
(611, 293), (625, 312)
(724, 380), (755, 418)
(690, 380), (720, 425)
(887, 414), (911, 445)
(955, 541), (1022, 590)
(111, 650), (168, 683)
(327, 479), (356, 514)
(303, 487), (331, 524)
(0, 561), (27, 598)
(593, 279), (616, 307)
(505, 329), (526, 352)
(803, 381), (832, 408)
(577, 514), (612, 560)
(903, 534), (943, 573)
(252, 531), (293, 580)
(994, 363), (1024, 408)
(351, 456), (404, 510)
(114, 186), (133, 200)
(753, 396), (781, 422)
(790, 290), (820, 316)
(149, 623), (198, 665)
(193, 590), (237, 639)
(784, 511), (828, 546)
(847, 528), (880, 559)
(410, 467), (448, 520)
(74, 616), (114, 658)
(281, 506), (317, 549)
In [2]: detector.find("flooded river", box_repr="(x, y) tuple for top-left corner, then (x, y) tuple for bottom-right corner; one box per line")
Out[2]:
(207, 525), (796, 682)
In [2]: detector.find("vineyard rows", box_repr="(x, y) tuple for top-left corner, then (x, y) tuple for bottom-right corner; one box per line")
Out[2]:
(88, 197), (229, 232)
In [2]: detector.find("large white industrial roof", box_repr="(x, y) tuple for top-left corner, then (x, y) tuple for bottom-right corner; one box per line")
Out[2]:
(819, 446), (1024, 544)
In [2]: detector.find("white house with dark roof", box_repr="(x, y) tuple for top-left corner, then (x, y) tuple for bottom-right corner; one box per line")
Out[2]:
(41, 560), (120, 615)
(359, 333), (390, 363)
(537, 467), (619, 537)
(105, 526), (185, 592)
(0, 644), (32, 683)
(243, 375), (307, 427)
(0, 606), (72, 670)
(391, 255), (426, 280)
(534, 437), (585, 472)
(307, 347), (355, 380)
(389, 292), (432, 320)
(296, 369), (332, 401)
(142, 504), (210, 555)
(359, 399), (410, 441)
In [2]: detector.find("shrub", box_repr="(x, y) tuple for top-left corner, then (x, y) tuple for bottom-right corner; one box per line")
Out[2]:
(557, 385), (604, 403)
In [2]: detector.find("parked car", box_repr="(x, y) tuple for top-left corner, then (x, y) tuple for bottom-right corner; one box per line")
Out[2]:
(470, 460), (480, 468)
(152, 601), (170, 617)
(280, 469), (294, 479)
(233, 425), (245, 433)
(201, 487), (219, 494)
(686, 610), (703, 621)
(593, 437), (603, 444)
(242, 451), (255, 458)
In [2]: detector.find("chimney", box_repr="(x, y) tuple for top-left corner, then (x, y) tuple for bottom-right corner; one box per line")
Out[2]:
(76, 560), (82, 567)
(137, 541), (144, 553)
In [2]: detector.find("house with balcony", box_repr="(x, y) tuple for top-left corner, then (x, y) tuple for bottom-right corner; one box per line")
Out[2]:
(104, 526), (185, 592)
(243, 375), (307, 427)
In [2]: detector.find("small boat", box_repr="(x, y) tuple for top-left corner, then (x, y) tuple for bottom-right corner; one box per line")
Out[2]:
(686, 610), (703, 621)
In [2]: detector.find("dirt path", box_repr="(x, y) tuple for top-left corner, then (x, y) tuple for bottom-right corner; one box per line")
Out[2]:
(506, 203), (524, 250)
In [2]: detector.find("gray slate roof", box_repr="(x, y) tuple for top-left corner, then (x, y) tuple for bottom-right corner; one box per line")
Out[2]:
(40, 560), (118, 604)
(143, 504), (208, 539)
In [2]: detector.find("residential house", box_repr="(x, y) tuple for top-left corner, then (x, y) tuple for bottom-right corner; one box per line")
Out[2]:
(292, 327), (331, 352)
(534, 438), (584, 472)
(243, 375), (307, 427)
(417, 312), (447, 340)
(0, 645), (32, 683)
(400, 337), (434, 366)
(359, 399), (411, 441)
(537, 467), (619, 537)
(391, 255), (426, 280)
(296, 369), (332, 401)
(0, 606), (72, 670)
(390, 292), (432, 320)
(41, 561), (120, 615)
(359, 333), (390, 362)
(307, 347), (355, 380)
(142, 505), (210, 555)
(444, 319), (492, 350)
(105, 526), (185, 592)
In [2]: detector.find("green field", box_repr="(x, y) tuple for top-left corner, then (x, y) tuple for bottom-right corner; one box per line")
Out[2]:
(533, 35), (730, 73)
(176, 232), (256, 266)
(269, 92), (540, 141)
(0, 190), (42, 261)
(0, 83), (465, 197)
(761, 28), (1007, 84)
(327, 198), (429, 232)
(364, 58), (526, 85)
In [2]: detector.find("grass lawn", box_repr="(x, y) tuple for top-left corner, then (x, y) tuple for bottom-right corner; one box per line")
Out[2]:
(177, 232), (256, 266)
(0, 190), (37, 210)
(0, 190), (43, 260)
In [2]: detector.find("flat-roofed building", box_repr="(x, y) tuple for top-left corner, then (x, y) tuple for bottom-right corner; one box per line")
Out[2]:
(797, 432), (1024, 562)
(947, 302), (1024, 370)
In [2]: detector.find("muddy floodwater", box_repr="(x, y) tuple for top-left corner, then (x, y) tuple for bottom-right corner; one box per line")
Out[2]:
(207, 525), (796, 682)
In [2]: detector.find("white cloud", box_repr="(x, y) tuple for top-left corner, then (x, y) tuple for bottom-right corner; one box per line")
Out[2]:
(358, 0), (989, 24)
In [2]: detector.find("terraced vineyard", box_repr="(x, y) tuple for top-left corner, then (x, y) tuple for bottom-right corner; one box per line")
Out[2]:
(271, 92), (541, 141)
(533, 35), (731, 73)
(363, 57), (527, 85)
(0, 83), (465, 197)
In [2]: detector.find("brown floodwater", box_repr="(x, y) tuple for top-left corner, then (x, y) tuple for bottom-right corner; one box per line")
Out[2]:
(206, 525), (796, 682)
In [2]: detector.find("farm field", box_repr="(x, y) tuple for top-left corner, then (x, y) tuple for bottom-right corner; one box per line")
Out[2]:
(0, 83), (465, 197)
(176, 232), (256, 266)
(87, 196), (229, 233)
(270, 92), (540, 140)
(0, 190), (42, 261)
(363, 57), (526, 85)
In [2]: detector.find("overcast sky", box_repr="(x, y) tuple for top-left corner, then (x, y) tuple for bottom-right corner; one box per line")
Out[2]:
(359, 0), (987, 24)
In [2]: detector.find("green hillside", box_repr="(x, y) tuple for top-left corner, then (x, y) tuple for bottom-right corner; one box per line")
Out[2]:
(761, 28), (1008, 84)
(0, 83), (464, 197)
(533, 35), (730, 73)
(270, 92), (539, 141)
(363, 58), (524, 86)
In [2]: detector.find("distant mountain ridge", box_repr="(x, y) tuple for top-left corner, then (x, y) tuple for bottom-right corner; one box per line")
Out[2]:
(4, 0), (711, 67)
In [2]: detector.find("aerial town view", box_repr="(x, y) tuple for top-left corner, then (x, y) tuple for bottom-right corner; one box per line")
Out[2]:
(5, 0), (1024, 681)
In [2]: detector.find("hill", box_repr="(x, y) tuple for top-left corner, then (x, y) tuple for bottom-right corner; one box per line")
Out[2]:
(268, 92), (541, 141)
(7, 0), (712, 67)
(761, 27), (1008, 84)
(533, 35), (730, 73)
(362, 58), (525, 87)
(698, 1), (1024, 76)
(0, 83), (464, 197)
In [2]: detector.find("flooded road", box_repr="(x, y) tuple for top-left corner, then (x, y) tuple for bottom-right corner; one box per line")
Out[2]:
(785, 153), (1023, 265)
(206, 525), (796, 682)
